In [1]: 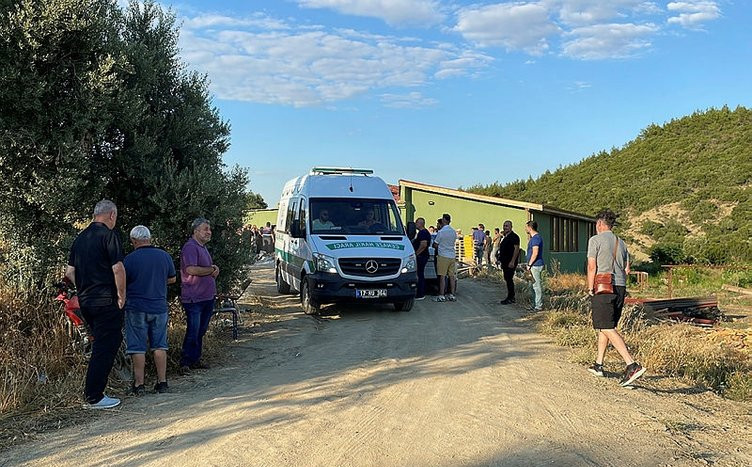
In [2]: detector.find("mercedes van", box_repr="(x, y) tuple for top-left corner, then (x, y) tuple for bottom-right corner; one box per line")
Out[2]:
(274, 167), (418, 314)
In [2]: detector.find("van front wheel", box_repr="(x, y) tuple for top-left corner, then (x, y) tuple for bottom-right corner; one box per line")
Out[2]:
(276, 265), (291, 294)
(301, 278), (320, 315)
(393, 298), (414, 312)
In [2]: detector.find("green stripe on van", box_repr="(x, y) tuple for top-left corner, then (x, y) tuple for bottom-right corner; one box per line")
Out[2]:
(325, 241), (405, 251)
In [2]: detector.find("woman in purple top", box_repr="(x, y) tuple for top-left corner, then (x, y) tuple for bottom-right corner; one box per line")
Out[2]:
(179, 217), (219, 373)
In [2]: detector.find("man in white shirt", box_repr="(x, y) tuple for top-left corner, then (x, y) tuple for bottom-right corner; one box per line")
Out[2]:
(312, 209), (335, 231)
(432, 213), (457, 302)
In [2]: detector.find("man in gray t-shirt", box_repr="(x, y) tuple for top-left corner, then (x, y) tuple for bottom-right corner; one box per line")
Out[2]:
(587, 230), (629, 286)
(586, 209), (645, 387)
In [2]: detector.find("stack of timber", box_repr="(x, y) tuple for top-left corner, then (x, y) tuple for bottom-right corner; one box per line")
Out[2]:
(625, 297), (722, 327)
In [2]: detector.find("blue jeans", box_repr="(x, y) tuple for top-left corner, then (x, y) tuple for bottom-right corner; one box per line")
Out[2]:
(180, 299), (214, 367)
(531, 266), (544, 310)
(125, 311), (169, 354)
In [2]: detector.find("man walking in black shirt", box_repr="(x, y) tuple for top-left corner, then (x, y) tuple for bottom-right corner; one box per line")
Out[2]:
(498, 220), (521, 304)
(66, 200), (126, 409)
(412, 217), (431, 300)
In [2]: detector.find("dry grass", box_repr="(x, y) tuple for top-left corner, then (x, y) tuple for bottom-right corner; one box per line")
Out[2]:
(0, 284), (224, 450)
(495, 271), (752, 402)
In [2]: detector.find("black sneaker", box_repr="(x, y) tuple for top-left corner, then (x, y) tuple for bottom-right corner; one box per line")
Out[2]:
(500, 298), (516, 305)
(587, 363), (604, 377)
(619, 362), (646, 386)
(179, 365), (191, 376)
(131, 384), (146, 396)
(154, 381), (169, 394)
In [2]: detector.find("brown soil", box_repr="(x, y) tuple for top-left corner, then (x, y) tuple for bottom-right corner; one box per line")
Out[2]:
(2, 264), (750, 466)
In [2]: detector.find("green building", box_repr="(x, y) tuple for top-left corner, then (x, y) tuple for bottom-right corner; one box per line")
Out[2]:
(399, 180), (594, 274)
(247, 179), (595, 274)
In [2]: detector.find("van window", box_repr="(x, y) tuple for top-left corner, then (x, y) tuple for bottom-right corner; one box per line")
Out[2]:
(286, 198), (298, 233)
(310, 198), (404, 235)
(298, 200), (307, 237)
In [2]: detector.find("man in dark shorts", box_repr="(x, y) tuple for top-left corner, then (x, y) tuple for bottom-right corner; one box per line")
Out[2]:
(412, 217), (431, 301)
(498, 220), (520, 304)
(66, 200), (126, 409)
(586, 209), (645, 386)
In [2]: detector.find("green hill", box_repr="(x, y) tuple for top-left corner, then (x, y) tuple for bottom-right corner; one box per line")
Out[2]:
(464, 106), (752, 264)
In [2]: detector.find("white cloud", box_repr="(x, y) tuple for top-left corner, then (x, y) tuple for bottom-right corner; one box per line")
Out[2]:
(380, 91), (438, 108)
(562, 22), (659, 60)
(182, 13), (290, 31)
(549, 0), (653, 25)
(297, 0), (444, 26)
(667, 1), (721, 29)
(455, 3), (560, 55)
(179, 14), (490, 107)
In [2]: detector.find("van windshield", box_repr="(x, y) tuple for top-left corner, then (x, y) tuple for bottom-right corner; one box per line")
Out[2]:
(310, 198), (405, 235)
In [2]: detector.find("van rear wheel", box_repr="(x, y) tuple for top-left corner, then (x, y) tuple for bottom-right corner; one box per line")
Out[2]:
(276, 265), (291, 294)
(393, 298), (414, 312)
(301, 278), (320, 315)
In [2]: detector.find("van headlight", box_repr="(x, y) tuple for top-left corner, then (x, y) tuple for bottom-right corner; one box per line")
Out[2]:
(402, 254), (416, 274)
(314, 253), (337, 274)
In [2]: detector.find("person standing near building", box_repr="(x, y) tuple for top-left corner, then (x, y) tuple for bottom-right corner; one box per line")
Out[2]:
(123, 226), (176, 395)
(472, 224), (486, 268)
(587, 209), (646, 386)
(179, 218), (219, 374)
(65, 200), (125, 409)
(491, 227), (502, 268)
(498, 221), (521, 305)
(483, 230), (493, 266)
(433, 214), (458, 302)
(412, 217), (431, 301)
(525, 220), (544, 311)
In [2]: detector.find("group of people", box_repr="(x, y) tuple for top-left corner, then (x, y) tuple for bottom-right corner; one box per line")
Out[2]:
(411, 210), (645, 386)
(245, 222), (274, 254)
(66, 200), (220, 409)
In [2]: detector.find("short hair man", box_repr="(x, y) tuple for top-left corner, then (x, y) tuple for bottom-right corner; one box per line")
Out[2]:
(65, 200), (126, 409)
(412, 217), (431, 300)
(525, 220), (544, 311)
(472, 223), (486, 269)
(179, 218), (219, 373)
(312, 209), (335, 231)
(587, 210), (645, 386)
(498, 221), (521, 305)
(123, 226), (176, 395)
(433, 214), (457, 302)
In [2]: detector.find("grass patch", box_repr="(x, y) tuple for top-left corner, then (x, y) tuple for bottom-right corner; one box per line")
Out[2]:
(0, 284), (224, 450)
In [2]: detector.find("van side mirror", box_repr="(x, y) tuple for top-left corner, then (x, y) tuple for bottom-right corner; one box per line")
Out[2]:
(406, 221), (416, 239)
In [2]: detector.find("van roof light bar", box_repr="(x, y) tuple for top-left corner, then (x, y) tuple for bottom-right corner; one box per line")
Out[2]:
(311, 167), (373, 175)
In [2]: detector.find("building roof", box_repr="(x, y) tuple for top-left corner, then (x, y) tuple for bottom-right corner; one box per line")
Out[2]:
(398, 179), (594, 222)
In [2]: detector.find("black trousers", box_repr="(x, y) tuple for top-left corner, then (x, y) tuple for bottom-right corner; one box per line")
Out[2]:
(502, 266), (516, 300)
(416, 255), (428, 298)
(80, 303), (123, 403)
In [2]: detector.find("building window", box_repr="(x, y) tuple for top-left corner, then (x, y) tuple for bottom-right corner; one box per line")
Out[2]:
(551, 216), (579, 252)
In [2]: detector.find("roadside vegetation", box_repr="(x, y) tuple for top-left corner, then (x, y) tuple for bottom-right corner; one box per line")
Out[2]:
(478, 266), (752, 402)
(465, 106), (752, 264)
(0, 0), (257, 449)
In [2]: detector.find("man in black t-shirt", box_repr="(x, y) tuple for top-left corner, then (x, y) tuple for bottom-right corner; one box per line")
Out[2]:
(497, 220), (521, 304)
(412, 217), (431, 300)
(66, 199), (126, 409)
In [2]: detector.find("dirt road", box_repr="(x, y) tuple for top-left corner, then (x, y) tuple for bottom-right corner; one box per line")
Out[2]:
(3, 264), (750, 466)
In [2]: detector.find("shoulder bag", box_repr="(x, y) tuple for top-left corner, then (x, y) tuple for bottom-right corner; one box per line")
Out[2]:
(593, 236), (619, 295)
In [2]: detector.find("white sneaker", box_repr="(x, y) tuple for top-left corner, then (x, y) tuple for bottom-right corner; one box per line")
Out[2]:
(84, 395), (121, 410)
(447, 294), (456, 301)
(415, 296), (425, 301)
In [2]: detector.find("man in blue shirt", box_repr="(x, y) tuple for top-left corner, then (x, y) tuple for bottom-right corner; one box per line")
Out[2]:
(525, 221), (545, 311)
(472, 224), (486, 269)
(123, 225), (176, 395)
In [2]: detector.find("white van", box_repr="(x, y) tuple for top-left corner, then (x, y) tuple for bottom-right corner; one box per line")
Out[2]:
(275, 167), (418, 314)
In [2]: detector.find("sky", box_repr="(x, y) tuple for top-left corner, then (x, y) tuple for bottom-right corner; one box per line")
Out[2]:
(155, 0), (751, 206)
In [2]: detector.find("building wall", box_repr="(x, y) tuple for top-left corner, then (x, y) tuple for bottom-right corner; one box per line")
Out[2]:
(404, 187), (530, 241)
(530, 212), (592, 274)
(246, 209), (279, 227)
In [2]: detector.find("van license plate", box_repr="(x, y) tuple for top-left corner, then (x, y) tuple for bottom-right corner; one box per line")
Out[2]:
(356, 289), (387, 299)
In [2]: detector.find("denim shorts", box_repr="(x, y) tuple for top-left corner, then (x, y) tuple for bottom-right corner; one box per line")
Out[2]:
(125, 311), (169, 354)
